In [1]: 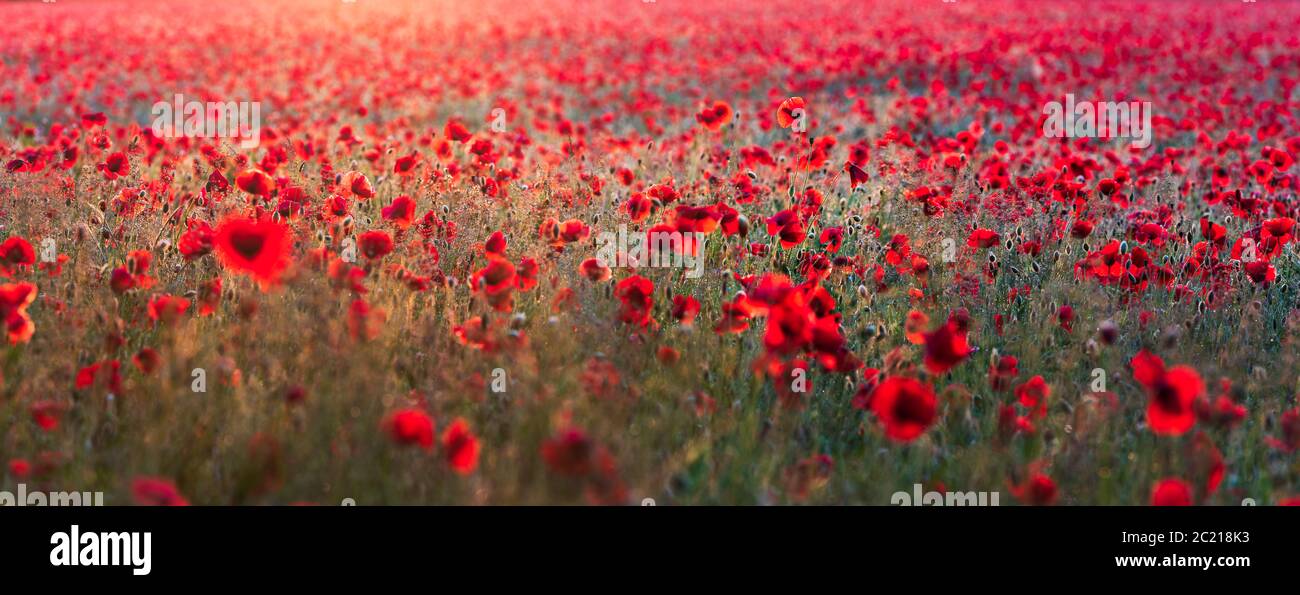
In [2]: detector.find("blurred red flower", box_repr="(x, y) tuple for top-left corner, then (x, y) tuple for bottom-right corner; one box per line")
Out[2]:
(1151, 478), (1193, 506)
(214, 216), (291, 288)
(869, 377), (937, 442)
(384, 408), (435, 450)
(0, 282), (38, 344)
(0, 237), (35, 277)
(614, 275), (654, 327)
(1131, 350), (1203, 436)
(922, 318), (970, 375)
(443, 418), (481, 474)
(541, 428), (594, 476)
(131, 477), (189, 506)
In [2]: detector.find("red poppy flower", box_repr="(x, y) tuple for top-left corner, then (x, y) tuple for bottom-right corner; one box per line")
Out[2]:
(452, 316), (498, 352)
(579, 257), (611, 281)
(30, 400), (65, 431)
(537, 217), (559, 245)
(671, 295), (700, 325)
(869, 377), (938, 442)
(1131, 350), (1203, 436)
(0, 282), (38, 344)
(819, 226), (844, 253)
(81, 112), (107, 127)
(473, 257), (516, 312)
(556, 219), (590, 247)
(614, 275), (654, 327)
(98, 152), (130, 180)
(695, 100), (733, 132)
(1266, 408), (1300, 452)
(443, 418), (481, 475)
(850, 370), (883, 411)
(393, 152), (421, 175)
(844, 161), (869, 188)
(1150, 478), (1193, 506)
(384, 408), (435, 449)
(109, 266), (135, 293)
(206, 170), (231, 193)
(131, 477), (189, 506)
(125, 250), (155, 287)
(347, 298), (385, 341)
(922, 318), (971, 374)
(764, 294), (815, 356)
(1258, 216), (1295, 258)
(541, 428), (594, 476)
(765, 209), (806, 249)
(75, 360), (122, 394)
(133, 347), (161, 374)
(810, 317), (861, 373)
(0, 237), (35, 277)
(8, 458), (30, 479)
(673, 205), (720, 235)
(903, 310), (929, 345)
(1056, 305), (1074, 332)
(1244, 260), (1276, 285)
(235, 168), (274, 198)
(988, 355), (1019, 391)
(1015, 375), (1050, 417)
(511, 257), (538, 292)
(1194, 391), (1247, 429)
(381, 195), (417, 228)
(358, 230), (394, 259)
(444, 118), (473, 143)
(214, 216), (291, 288)
(147, 294), (191, 326)
(623, 193), (654, 223)
(1009, 472), (1059, 505)
(967, 228), (1000, 249)
(484, 231), (508, 258)
(581, 357), (623, 399)
(657, 346), (680, 366)
(339, 170), (375, 199)
(178, 220), (216, 260)
(776, 96), (806, 129)
(714, 296), (755, 335)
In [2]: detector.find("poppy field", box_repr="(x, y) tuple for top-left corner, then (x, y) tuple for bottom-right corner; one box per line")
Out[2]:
(2, 0), (1300, 506)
